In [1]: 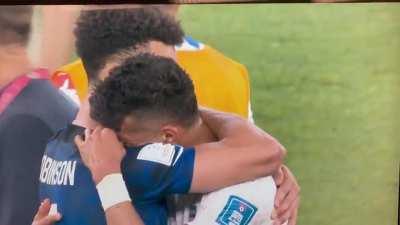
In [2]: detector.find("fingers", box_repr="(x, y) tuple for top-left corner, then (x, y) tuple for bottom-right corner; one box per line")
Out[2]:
(287, 199), (299, 225)
(273, 197), (299, 225)
(274, 168), (291, 208)
(273, 165), (300, 225)
(101, 128), (117, 140)
(273, 166), (285, 187)
(101, 128), (125, 154)
(100, 128), (114, 143)
(74, 133), (93, 166)
(74, 134), (84, 148)
(33, 199), (51, 220)
(92, 126), (102, 139)
(276, 183), (300, 216)
(84, 128), (92, 141)
(37, 213), (62, 225)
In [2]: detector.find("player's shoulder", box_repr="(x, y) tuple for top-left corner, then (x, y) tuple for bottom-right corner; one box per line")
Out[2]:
(58, 58), (85, 74)
(122, 142), (195, 183)
(204, 45), (248, 72)
(177, 36), (248, 74)
(53, 58), (88, 104)
(45, 124), (84, 156)
(122, 143), (195, 198)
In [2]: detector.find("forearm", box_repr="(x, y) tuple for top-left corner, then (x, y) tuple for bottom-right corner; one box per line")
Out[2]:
(199, 107), (244, 139)
(105, 202), (144, 225)
(191, 108), (286, 193)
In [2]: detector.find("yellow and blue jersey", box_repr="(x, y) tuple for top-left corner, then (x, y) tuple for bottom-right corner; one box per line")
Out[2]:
(52, 37), (251, 119)
(175, 37), (250, 119)
(39, 124), (195, 225)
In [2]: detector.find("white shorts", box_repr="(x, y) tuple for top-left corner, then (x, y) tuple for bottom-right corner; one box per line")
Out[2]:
(188, 176), (276, 225)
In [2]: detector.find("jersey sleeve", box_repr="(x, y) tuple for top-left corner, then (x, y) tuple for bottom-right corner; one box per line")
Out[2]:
(162, 145), (196, 194)
(122, 143), (196, 197)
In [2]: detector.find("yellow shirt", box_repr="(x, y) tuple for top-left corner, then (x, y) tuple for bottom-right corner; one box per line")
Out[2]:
(52, 37), (250, 118)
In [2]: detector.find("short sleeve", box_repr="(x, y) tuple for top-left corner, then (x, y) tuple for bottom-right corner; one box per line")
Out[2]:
(122, 143), (196, 198)
(162, 145), (196, 194)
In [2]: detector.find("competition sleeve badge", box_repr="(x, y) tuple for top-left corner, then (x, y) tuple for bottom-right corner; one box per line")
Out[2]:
(216, 196), (258, 225)
(137, 143), (176, 166)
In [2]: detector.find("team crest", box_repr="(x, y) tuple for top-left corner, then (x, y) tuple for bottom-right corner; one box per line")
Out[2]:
(216, 196), (257, 225)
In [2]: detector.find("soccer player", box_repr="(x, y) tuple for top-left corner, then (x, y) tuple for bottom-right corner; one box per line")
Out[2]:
(89, 54), (293, 225)
(32, 125), (146, 225)
(51, 4), (251, 120)
(39, 54), (286, 225)
(0, 6), (77, 225)
(73, 8), (298, 225)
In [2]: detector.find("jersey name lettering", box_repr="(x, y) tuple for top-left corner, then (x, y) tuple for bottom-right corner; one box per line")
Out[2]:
(39, 155), (76, 186)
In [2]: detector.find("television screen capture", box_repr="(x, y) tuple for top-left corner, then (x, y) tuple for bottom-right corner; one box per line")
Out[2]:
(0, 3), (399, 225)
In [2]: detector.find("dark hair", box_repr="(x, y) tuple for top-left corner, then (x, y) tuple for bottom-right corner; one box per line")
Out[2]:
(0, 6), (33, 46)
(74, 7), (184, 82)
(89, 53), (198, 131)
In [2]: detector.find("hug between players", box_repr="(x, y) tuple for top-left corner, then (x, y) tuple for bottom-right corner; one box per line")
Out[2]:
(0, 5), (300, 225)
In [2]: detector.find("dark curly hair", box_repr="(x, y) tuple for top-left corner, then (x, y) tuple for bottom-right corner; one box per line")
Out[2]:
(0, 6), (32, 46)
(75, 7), (184, 82)
(89, 53), (198, 131)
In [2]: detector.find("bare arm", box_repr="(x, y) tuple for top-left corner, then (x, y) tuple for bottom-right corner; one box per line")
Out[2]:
(190, 107), (286, 193)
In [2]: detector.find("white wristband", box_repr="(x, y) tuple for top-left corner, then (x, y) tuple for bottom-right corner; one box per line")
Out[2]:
(96, 173), (131, 211)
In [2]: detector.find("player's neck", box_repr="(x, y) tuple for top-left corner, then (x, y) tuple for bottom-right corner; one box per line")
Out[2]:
(178, 117), (217, 147)
(72, 97), (98, 129)
(0, 45), (33, 89)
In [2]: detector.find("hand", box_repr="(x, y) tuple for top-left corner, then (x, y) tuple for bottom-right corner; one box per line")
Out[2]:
(74, 126), (126, 184)
(32, 199), (62, 225)
(272, 165), (300, 225)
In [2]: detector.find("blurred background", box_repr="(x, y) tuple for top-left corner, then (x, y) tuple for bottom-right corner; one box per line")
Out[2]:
(179, 4), (400, 225)
(30, 4), (400, 225)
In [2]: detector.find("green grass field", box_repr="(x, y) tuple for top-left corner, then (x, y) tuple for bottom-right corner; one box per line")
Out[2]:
(180, 4), (400, 225)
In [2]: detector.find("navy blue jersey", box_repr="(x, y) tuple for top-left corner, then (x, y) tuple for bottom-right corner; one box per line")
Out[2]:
(39, 124), (195, 225)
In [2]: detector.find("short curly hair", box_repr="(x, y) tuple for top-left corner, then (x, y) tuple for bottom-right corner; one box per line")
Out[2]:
(89, 53), (198, 131)
(75, 7), (184, 82)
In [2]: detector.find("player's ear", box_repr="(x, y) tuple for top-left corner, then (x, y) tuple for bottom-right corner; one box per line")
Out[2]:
(160, 125), (180, 144)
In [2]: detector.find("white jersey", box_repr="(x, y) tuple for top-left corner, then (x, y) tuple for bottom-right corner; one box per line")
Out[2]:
(168, 176), (276, 225)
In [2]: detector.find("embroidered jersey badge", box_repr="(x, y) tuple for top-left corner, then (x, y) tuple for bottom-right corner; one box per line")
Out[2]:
(216, 195), (258, 225)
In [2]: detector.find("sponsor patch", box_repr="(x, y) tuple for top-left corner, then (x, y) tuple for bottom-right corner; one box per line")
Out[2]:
(216, 196), (258, 225)
(137, 143), (176, 166)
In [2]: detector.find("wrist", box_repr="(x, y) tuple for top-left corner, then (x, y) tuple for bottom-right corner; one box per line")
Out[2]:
(93, 165), (121, 185)
(96, 173), (131, 211)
